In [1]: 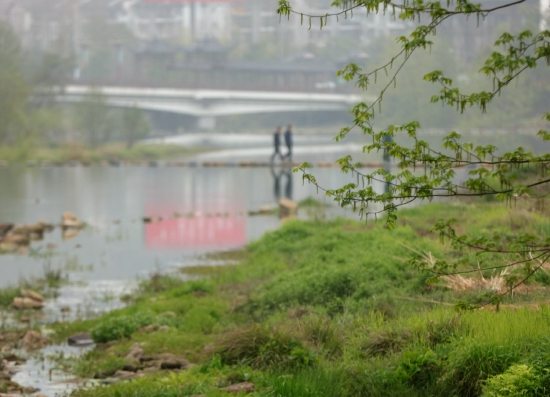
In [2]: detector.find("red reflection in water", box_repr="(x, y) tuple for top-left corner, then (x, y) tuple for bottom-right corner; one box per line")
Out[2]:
(145, 206), (246, 250)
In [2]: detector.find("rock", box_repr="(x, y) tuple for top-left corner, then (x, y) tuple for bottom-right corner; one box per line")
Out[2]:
(158, 325), (170, 332)
(60, 306), (71, 313)
(0, 372), (10, 380)
(142, 217), (152, 223)
(122, 364), (138, 372)
(279, 198), (298, 219)
(220, 382), (255, 394)
(113, 370), (140, 380)
(21, 330), (47, 351)
(62, 228), (80, 241)
(126, 343), (144, 363)
(36, 394), (49, 397)
(20, 290), (44, 303)
(2, 235), (30, 246)
(27, 223), (46, 237)
(22, 387), (38, 394)
(13, 297), (43, 310)
(139, 324), (158, 333)
(259, 205), (274, 214)
(0, 224), (13, 237)
(142, 354), (189, 370)
(0, 241), (17, 252)
(2, 353), (25, 364)
(67, 333), (93, 347)
(0, 394), (24, 397)
(62, 212), (83, 229)
(10, 225), (30, 235)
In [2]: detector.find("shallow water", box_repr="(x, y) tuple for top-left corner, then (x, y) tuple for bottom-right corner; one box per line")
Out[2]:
(0, 166), (373, 289)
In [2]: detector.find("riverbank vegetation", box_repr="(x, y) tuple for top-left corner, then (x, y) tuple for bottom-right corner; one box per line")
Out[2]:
(39, 200), (550, 397)
(0, 142), (202, 165)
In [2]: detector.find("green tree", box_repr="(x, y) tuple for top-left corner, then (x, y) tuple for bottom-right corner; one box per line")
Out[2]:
(74, 88), (113, 147)
(277, 0), (550, 306)
(0, 22), (30, 146)
(118, 106), (151, 149)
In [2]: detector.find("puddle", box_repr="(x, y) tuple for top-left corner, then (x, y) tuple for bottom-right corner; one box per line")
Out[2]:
(8, 344), (97, 397)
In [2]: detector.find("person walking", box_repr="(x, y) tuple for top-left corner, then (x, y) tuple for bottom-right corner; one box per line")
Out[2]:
(284, 124), (293, 162)
(270, 126), (284, 163)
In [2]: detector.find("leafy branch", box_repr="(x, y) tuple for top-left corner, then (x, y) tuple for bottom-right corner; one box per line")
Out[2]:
(281, 0), (550, 305)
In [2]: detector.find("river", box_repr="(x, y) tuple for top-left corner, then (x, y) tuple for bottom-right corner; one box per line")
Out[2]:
(0, 165), (384, 311)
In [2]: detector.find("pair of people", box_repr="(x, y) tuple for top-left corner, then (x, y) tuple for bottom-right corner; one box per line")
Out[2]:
(271, 125), (293, 163)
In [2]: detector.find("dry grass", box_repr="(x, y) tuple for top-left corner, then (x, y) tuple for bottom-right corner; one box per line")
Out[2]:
(441, 273), (507, 293)
(403, 246), (550, 295)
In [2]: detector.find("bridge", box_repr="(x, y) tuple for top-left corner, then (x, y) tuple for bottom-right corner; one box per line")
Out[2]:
(55, 85), (366, 130)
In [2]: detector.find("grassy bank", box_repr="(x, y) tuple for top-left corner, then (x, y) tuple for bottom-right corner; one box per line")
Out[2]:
(0, 143), (204, 164)
(45, 202), (550, 396)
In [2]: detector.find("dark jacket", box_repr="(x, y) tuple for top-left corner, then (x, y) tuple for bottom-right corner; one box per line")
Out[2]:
(284, 130), (292, 148)
(274, 132), (281, 148)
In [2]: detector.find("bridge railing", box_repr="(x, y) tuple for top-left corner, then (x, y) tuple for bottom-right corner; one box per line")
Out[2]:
(70, 75), (356, 94)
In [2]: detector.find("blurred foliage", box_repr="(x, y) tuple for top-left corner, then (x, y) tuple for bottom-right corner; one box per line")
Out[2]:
(0, 22), (30, 146)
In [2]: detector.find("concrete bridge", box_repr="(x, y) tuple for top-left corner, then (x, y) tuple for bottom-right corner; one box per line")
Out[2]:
(54, 85), (366, 129)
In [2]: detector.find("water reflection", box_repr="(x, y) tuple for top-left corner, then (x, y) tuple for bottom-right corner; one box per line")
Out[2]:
(271, 166), (293, 201)
(0, 166), (358, 288)
(145, 214), (247, 250)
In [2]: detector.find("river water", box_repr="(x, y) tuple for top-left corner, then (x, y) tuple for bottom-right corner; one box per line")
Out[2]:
(0, 165), (381, 306)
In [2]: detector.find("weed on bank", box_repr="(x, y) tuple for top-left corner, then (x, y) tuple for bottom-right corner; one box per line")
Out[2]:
(48, 202), (550, 397)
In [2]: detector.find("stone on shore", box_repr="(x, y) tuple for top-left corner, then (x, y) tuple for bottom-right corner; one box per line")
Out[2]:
(21, 330), (48, 351)
(113, 370), (141, 380)
(279, 198), (298, 219)
(67, 333), (94, 347)
(0, 223), (14, 237)
(141, 353), (190, 370)
(62, 212), (84, 229)
(13, 297), (43, 310)
(20, 290), (44, 303)
(126, 343), (144, 363)
(2, 235), (30, 247)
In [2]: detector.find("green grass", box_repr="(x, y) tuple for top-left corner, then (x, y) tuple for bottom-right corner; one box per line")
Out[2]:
(47, 201), (550, 397)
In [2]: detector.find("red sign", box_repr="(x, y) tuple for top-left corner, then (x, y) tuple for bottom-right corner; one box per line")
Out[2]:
(144, 0), (242, 3)
(146, 216), (246, 250)
(144, 204), (246, 250)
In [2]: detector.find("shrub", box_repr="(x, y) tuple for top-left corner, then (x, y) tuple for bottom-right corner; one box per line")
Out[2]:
(344, 364), (420, 397)
(395, 349), (440, 389)
(482, 365), (541, 397)
(91, 311), (156, 343)
(299, 314), (343, 357)
(443, 341), (523, 397)
(424, 315), (466, 348)
(216, 325), (316, 370)
(363, 328), (413, 357)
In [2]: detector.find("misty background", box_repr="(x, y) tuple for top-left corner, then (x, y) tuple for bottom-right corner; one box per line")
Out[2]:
(0, 0), (548, 157)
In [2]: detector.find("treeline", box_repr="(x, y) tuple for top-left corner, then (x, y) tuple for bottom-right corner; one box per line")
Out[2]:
(0, 21), (150, 161)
